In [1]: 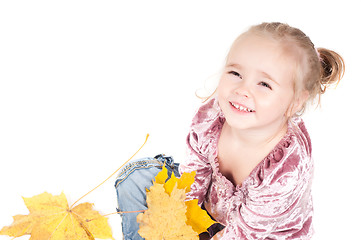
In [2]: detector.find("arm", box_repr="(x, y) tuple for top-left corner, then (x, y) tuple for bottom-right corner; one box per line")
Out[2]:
(179, 130), (213, 205)
(211, 167), (313, 239)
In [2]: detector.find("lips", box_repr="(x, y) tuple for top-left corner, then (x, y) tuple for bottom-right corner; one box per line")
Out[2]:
(230, 101), (255, 113)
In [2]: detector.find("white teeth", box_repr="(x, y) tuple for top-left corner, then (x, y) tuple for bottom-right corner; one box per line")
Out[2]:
(231, 102), (254, 112)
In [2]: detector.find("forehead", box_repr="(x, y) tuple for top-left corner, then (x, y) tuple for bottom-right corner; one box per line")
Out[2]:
(228, 33), (288, 62)
(226, 33), (299, 81)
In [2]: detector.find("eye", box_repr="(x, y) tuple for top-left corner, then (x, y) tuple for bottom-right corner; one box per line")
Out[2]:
(228, 71), (242, 78)
(259, 81), (272, 90)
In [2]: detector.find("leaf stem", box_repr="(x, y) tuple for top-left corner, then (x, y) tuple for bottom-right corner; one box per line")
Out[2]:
(70, 134), (149, 208)
(85, 210), (146, 222)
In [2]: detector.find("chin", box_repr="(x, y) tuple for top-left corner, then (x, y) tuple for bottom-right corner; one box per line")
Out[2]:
(224, 117), (256, 131)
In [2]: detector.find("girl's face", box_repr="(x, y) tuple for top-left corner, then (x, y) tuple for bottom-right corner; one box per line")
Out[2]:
(217, 33), (302, 133)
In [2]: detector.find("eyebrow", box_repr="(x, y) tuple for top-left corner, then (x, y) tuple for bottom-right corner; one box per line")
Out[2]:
(260, 71), (280, 86)
(226, 63), (280, 86)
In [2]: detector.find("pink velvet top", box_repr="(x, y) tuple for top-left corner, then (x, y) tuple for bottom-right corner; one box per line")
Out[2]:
(179, 98), (314, 239)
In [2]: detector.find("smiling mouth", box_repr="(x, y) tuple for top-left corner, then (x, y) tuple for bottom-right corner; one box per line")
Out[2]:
(230, 102), (255, 113)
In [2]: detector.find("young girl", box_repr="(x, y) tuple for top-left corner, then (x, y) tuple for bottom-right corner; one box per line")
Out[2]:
(115, 22), (345, 239)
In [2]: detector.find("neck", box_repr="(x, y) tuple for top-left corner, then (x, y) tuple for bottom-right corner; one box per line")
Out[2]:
(223, 119), (289, 149)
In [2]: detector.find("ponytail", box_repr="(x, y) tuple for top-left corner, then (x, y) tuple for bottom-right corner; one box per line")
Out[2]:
(316, 48), (345, 94)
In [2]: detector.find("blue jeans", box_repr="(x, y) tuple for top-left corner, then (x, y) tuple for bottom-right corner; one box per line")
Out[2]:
(115, 154), (180, 240)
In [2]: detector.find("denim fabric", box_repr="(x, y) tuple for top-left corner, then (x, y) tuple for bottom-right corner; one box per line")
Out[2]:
(115, 154), (180, 240)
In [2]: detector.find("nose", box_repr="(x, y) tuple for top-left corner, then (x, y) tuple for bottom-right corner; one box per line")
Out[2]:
(234, 81), (250, 98)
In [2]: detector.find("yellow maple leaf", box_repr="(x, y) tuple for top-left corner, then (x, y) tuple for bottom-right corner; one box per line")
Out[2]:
(0, 135), (153, 240)
(154, 165), (196, 195)
(137, 182), (198, 240)
(185, 199), (217, 235)
(0, 192), (114, 240)
(137, 165), (217, 239)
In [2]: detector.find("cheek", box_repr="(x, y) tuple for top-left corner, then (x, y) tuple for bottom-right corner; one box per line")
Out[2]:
(216, 78), (231, 98)
(277, 92), (295, 115)
(256, 92), (293, 115)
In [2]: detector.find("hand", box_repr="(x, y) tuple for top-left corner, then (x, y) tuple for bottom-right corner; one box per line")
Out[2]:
(210, 229), (225, 240)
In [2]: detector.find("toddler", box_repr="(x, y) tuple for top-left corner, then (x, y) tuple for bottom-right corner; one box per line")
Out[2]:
(115, 22), (345, 239)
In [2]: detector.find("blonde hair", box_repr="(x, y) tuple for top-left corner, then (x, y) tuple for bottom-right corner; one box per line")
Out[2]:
(247, 22), (345, 114)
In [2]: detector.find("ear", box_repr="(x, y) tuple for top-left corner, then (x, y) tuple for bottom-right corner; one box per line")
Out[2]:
(286, 90), (309, 117)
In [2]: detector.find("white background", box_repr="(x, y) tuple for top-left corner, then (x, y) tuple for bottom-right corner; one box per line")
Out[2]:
(0, 1), (360, 239)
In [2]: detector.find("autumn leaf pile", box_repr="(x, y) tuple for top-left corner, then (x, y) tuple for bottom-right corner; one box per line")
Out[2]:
(137, 165), (216, 240)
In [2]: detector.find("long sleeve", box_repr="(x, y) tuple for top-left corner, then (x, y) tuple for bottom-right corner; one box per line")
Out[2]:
(179, 98), (224, 205)
(215, 171), (313, 239)
(179, 129), (213, 205)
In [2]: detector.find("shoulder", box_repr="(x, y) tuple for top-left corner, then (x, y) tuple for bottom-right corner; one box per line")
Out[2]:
(190, 98), (225, 131)
(248, 117), (313, 189)
(187, 98), (224, 155)
(242, 118), (314, 219)
(290, 117), (312, 156)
